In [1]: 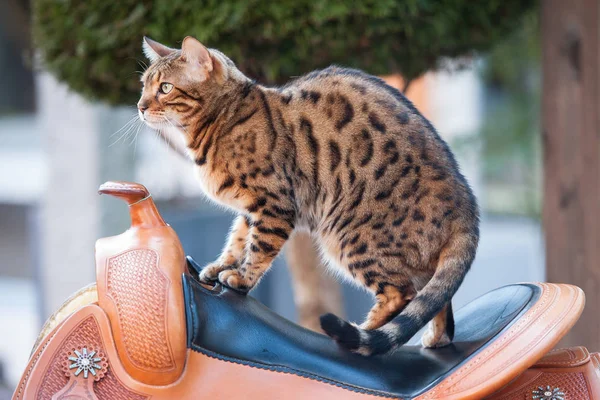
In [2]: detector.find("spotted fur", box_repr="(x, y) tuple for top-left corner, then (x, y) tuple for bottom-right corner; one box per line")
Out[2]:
(139, 36), (479, 356)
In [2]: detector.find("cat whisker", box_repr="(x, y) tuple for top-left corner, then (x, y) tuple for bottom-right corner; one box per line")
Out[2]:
(123, 118), (142, 143)
(109, 114), (140, 139)
(164, 116), (193, 144)
(128, 121), (142, 146)
(109, 125), (135, 147)
(158, 122), (177, 157)
(168, 117), (193, 142)
(130, 122), (144, 157)
(162, 117), (194, 160)
(159, 119), (175, 150)
(109, 118), (142, 148)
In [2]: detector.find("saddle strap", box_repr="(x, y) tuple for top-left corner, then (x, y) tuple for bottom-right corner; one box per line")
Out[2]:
(488, 347), (600, 399)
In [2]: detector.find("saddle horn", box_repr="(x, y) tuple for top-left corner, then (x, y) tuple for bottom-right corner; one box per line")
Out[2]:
(98, 181), (166, 228)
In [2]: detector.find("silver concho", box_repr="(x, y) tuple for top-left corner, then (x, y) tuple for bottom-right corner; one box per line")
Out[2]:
(532, 385), (565, 400)
(68, 347), (103, 379)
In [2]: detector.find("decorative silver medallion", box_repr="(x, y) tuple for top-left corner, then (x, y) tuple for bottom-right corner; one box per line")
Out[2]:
(532, 385), (565, 400)
(68, 347), (103, 378)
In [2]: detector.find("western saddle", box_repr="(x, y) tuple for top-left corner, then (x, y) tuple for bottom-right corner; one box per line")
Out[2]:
(12, 182), (599, 399)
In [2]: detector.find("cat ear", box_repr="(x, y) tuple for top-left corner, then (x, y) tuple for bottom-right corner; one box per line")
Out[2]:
(142, 37), (175, 63)
(181, 36), (213, 73)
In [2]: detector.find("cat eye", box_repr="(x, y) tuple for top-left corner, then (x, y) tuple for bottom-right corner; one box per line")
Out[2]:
(160, 82), (174, 94)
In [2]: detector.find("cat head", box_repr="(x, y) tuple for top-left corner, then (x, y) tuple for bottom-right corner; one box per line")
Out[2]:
(138, 36), (243, 137)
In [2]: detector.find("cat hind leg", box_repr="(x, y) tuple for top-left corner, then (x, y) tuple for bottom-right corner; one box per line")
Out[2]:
(421, 303), (454, 348)
(360, 284), (414, 330)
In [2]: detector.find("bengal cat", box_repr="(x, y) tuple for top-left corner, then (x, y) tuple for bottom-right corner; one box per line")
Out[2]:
(138, 36), (479, 356)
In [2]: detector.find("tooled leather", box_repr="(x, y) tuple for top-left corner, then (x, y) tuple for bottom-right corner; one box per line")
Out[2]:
(418, 283), (584, 399)
(13, 332), (56, 400)
(534, 346), (590, 368)
(52, 378), (97, 400)
(35, 316), (147, 400)
(94, 366), (148, 400)
(106, 249), (175, 370)
(491, 372), (590, 400)
(486, 371), (545, 399)
(488, 346), (600, 400)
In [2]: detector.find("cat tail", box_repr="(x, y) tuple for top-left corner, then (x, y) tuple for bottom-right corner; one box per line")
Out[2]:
(320, 230), (478, 356)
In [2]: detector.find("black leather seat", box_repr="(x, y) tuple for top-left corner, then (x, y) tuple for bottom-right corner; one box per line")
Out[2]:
(184, 257), (540, 399)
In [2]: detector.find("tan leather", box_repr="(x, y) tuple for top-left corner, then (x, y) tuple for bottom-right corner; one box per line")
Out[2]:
(592, 352), (600, 374)
(98, 181), (151, 206)
(95, 181), (188, 385)
(416, 283), (585, 399)
(532, 346), (590, 368)
(488, 347), (600, 399)
(98, 181), (165, 227)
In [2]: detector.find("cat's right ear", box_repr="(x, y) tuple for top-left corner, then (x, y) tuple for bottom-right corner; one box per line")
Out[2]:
(142, 37), (176, 63)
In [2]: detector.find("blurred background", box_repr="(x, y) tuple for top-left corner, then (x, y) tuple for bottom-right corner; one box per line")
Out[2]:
(1, 0), (597, 396)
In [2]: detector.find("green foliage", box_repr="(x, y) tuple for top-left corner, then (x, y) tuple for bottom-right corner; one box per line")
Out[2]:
(33, 0), (535, 105)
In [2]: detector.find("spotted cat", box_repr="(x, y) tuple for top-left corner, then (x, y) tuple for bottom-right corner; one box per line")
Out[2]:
(138, 36), (479, 356)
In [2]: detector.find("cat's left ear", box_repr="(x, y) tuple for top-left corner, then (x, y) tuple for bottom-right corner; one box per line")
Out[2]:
(181, 36), (213, 73)
(142, 37), (176, 63)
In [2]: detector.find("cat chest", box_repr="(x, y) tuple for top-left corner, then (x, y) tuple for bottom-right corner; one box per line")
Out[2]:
(193, 165), (247, 212)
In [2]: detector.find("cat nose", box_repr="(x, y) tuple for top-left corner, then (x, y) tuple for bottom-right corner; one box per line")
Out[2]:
(137, 102), (149, 113)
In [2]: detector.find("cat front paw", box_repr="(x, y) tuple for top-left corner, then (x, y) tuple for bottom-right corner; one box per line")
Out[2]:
(199, 262), (236, 284)
(218, 269), (252, 293)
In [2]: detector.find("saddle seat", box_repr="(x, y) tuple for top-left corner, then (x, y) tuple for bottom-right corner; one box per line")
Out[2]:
(184, 259), (583, 399)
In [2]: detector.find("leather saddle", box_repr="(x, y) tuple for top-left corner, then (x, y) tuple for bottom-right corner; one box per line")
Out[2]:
(13, 182), (599, 400)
